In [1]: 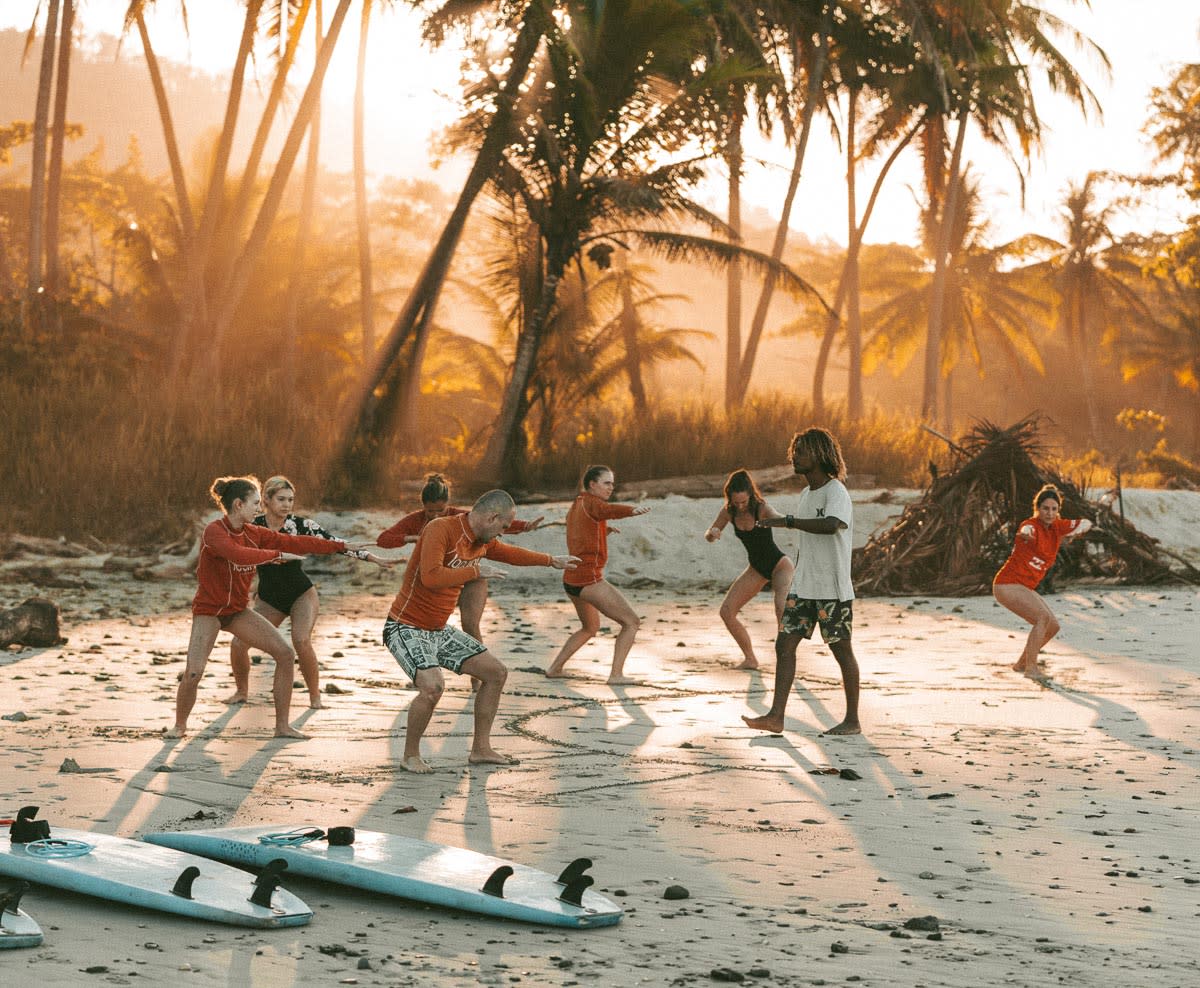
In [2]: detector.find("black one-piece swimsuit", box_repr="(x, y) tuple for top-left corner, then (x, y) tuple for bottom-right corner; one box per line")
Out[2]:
(254, 514), (338, 613)
(731, 510), (785, 581)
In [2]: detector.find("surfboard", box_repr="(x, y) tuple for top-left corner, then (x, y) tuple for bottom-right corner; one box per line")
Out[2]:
(0, 882), (43, 949)
(0, 808), (311, 929)
(144, 825), (624, 929)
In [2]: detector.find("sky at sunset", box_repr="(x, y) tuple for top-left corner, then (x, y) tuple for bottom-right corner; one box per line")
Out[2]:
(5, 1), (1199, 248)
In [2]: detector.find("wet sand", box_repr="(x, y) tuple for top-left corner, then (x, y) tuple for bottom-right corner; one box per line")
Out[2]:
(1, 493), (1198, 986)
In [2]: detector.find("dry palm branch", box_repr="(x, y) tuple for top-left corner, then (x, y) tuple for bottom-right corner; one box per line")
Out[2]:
(853, 415), (1200, 596)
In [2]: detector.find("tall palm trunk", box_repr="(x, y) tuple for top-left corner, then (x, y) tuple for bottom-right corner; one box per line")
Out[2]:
(332, 5), (549, 490)
(282, 0), (323, 398)
(208, 0), (353, 362)
(922, 105), (968, 419)
(26, 0), (61, 306)
(217, 0), (312, 285)
(724, 94), (743, 411)
(844, 88), (862, 419)
(479, 239), (571, 485)
(136, 14), (194, 244)
(812, 115), (919, 417)
(44, 0), (75, 298)
(354, 0), (375, 366)
(732, 7), (831, 404)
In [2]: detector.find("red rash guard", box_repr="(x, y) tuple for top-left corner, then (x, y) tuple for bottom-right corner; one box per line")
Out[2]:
(378, 507), (533, 548)
(994, 516), (1086, 590)
(388, 514), (552, 630)
(192, 519), (346, 616)
(563, 492), (638, 588)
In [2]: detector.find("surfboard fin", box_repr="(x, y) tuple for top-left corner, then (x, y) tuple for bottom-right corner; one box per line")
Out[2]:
(481, 865), (514, 898)
(558, 874), (594, 907)
(171, 866), (200, 900)
(556, 857), (593, 886)
(0, 880), (29, 916)
(249, 859), (289, 908)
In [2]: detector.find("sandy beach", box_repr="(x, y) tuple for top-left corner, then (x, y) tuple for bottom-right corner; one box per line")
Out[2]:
(2, 490), (1199, 987)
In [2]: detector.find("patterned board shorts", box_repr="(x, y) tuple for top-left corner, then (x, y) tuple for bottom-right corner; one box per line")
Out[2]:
(383, 618), (486, 681)
(780, 596), (853, 644)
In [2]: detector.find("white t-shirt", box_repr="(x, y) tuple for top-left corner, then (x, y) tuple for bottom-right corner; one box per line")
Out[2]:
(790, 478), (854, 601)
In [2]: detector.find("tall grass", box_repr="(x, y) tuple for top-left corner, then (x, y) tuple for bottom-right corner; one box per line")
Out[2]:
(3, 346), (932, 544)
(518, 396), (936, 490)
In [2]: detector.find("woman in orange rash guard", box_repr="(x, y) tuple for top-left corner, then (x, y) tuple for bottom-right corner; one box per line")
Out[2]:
(546, 465), (650, 684)
(168, 476), (362, 740)
(993, 484), (1100, 678)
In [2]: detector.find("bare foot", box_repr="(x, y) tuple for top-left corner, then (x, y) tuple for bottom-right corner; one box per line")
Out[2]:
(164, 725), (186, 739)
(741, 713), (784, 734)
(468, 750), (519, 766)
(274, 725), (310, 740)
(224, 692), (248, 705)
(1018, 663), (1044, 679)
(823, 720), (862, 736)
(1011, 659), (1026, 672)
(399, 756), (433, 774)
(607, 675), (642, 686)
(308, 697), (326, 710)
(544, 662), (568, 678)
(733, 659), (760, 670)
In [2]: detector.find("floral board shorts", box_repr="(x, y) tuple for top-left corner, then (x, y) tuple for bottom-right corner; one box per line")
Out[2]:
(383, 618), (486, 681)
(780, 596), (853, 644)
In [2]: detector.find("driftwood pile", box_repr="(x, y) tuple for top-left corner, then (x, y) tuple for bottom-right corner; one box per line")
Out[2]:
(854, 416), (1200, 596)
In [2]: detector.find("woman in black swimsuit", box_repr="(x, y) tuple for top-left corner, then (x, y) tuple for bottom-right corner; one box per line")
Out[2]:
(227, 475), (390, 708)
(704, 469), (795, 669)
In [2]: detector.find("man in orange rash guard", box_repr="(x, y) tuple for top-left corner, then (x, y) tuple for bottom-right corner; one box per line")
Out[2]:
(377, 472), (543, 644)
(383, 489), (578, 773)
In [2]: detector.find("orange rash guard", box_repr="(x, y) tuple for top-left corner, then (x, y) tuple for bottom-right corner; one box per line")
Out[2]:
(192, 519), (345, 616)
(388, 514), (552, 630)
(994, 516), (1085, 590)
(562, 492), (638, 588)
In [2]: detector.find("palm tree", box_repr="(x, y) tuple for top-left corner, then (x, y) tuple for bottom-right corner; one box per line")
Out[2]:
(44, 0), (76, 298)
(122, 0), (352, 384)
(911, 0), (1107, 421)
(732, 0), (834, 407)
(475, 0), (828, 484)
(1020, 173), (1150, 440)
(282, 0), (323, 397)
(864, 172), (1050, 430)
(25, 0), (62, 307)
(332, 0), (558, 491)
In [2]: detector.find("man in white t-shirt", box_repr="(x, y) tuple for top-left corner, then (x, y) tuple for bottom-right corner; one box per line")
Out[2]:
(742, 427), (862, 736)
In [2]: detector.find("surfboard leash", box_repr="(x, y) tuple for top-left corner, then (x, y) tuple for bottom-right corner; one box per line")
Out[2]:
(22, 838), (93, 859)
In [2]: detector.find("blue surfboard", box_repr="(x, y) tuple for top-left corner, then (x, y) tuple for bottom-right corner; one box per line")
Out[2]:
(144, 825), (623, 929)
(0, 807), (311, 929)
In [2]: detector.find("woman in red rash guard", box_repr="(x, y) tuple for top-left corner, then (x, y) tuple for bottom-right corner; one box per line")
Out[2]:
(168, 476), (359, 740)
(993, 484), (1100, 678)
(546, 465), (650, 684)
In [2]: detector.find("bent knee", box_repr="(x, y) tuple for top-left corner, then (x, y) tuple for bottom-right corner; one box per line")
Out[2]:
(417, 682), (444, 704)
(1044, 618), (1061, 637)
(718, 604), (740, 625)
(621, 614), (641, 633)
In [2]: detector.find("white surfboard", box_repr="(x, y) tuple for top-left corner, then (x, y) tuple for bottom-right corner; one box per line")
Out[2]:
(0, 882), (43, 949)
(0, 808), (311, 929)
(144, 825), (623, 929)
